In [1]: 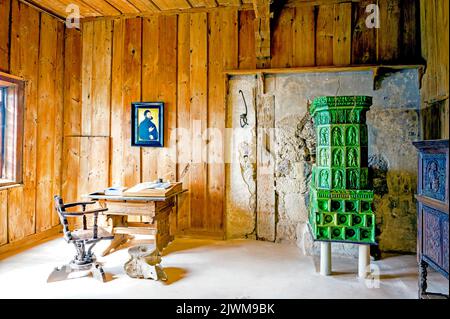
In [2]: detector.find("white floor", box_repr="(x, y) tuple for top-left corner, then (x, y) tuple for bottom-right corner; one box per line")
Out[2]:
(0, 237), (447, 299)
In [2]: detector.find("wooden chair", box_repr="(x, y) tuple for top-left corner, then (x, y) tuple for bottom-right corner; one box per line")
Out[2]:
(47, 195), (114, 283)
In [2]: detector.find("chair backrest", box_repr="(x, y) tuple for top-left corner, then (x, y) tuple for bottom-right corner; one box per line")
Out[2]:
(54, 195), (72, 241)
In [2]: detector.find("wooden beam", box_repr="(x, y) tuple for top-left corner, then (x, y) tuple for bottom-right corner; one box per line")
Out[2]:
(223, 63), (424, 75)
(253, 0), (271, 68)
(81, 3), (254, 22)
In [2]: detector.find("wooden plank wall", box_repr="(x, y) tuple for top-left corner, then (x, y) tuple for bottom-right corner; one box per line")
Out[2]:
(420, 0), (449, 139)
(69, 1), (421, 237)
(0, 0), (65, 247)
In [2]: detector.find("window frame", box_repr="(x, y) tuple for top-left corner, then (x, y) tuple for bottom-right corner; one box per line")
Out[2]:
(0, 72), (25, 189)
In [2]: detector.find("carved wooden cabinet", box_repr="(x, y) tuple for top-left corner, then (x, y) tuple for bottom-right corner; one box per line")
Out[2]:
(413, 140), (449, 299)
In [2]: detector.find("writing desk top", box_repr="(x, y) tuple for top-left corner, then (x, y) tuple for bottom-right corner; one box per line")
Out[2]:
(84, 189), (187, 202)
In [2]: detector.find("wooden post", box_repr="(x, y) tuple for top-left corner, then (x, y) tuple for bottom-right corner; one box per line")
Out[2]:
(358, 245), (370, 278)
(320, 242), (332, 276)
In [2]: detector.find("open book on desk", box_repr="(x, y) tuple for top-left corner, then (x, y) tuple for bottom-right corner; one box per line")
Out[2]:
(104, 186), (128, 196)
(123, 181), (182, 197)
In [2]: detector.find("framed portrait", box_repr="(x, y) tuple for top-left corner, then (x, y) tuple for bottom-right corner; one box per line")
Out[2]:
(131, 102), (164, 147)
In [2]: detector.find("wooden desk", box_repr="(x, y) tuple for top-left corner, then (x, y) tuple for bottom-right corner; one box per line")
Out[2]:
(86, 191), (185, 256)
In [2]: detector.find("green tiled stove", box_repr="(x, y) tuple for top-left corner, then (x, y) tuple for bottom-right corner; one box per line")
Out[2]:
(308, 96), (376, 245)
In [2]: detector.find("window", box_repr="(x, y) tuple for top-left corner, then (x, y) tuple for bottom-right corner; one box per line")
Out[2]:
(0, 73), (24, 188)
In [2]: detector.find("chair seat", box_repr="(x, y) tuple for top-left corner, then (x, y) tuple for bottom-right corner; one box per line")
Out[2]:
(71, 227), (114, 242)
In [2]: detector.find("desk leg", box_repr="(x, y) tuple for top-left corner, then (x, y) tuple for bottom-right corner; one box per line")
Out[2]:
(102, 215), (129, 257)
(155, 209), (172, 252)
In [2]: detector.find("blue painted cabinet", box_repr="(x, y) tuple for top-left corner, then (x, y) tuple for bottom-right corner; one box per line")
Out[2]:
(413, 139), (449, 299)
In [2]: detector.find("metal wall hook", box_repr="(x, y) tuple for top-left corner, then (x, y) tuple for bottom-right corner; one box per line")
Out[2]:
(239, 89), (249, 128)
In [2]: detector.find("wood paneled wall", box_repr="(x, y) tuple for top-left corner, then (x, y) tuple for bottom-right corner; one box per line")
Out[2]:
(0, 0), (64, 247)
(420, 0), (449, 139)
(68, 1), (422, 237)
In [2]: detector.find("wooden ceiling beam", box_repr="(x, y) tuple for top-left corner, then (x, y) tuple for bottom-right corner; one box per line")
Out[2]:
(253, 0), (271, 68)
(19, 0), (67, 21)
(81, 3), (253, 22)
(253, 0), (288, 68)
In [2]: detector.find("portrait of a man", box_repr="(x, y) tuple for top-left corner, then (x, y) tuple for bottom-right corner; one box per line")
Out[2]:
(132, 102), (164, 147)
(139, 110), (159, 141)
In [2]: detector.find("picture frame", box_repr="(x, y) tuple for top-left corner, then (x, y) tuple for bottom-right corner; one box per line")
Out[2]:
(131, 102), (164, 147)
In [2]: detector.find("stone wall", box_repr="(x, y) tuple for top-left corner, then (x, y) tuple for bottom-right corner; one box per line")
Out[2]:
(225, 69), (421, 255)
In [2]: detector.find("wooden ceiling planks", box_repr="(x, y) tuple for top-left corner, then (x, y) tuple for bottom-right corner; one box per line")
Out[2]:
(216, 0), (242, 6)
(151, 0), (192, 11)
(29, 0), (252, 19)
(81, 0), (121, 16)
(127, 0), (159, 12)
(31, 0), (72, 17)
(103, 0), (141, 14)
(189, 0), (218, 8)
(55, 0), (101, 17)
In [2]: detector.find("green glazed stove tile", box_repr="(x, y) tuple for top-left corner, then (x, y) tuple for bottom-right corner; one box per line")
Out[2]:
(308, 96), (376, 245)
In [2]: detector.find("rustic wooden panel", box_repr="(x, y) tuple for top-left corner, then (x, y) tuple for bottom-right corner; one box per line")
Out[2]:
(51, 21), (65, 227)
(63, 28), (82, 137)
(238, 10), (256, 69)
(7, 0), (40, 242)
(79, 137), (110, 196)
(176, 13), (191, 231)
(316, 5), (334, 66)
(140, 17), (159, 185)
(122, 18), (142, 187)
(90, 20), (112, 136)
(378, 0), (401, 63)
(189, 12), (208, 229)
(157, 15), (178, 182)
(0, 0), (10, 72)
(36, 14), (60, 233)
(401, 0), (419, 63)
(420, 0), (449, 139)
(62, 136), (81, 204)
(435, 0), (449, 99)
(110, 19), (125, 186)
(62, 136), (109, 227)
(293, 6), (315, 67)
(0, 190), (7, 245)
(140, 14), (178, 187)
(352, 0), (376, 64)
(420, 0), (438, 101)
(333, 2), (352, 66)
(141, 15), (160, 183)
(208, 9), (238, 231)
(81, 22), (94, 136)
(82, 20), (113, 137)
(271, 8), (294, 68)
